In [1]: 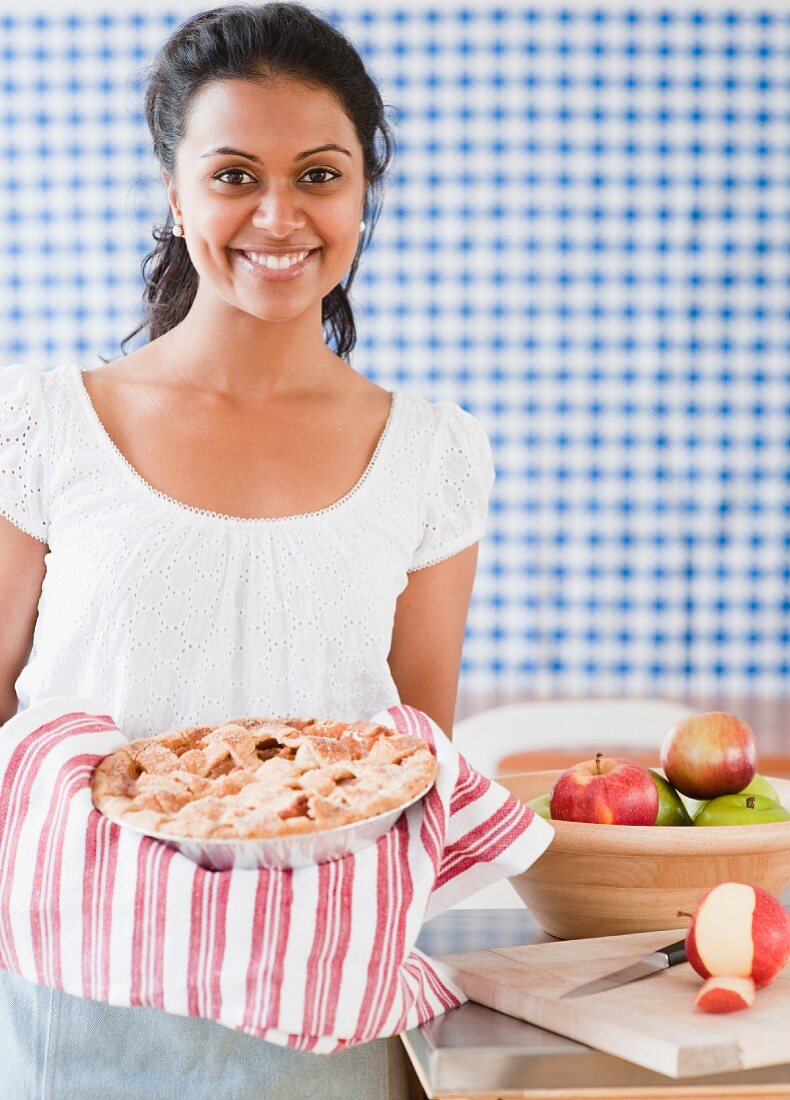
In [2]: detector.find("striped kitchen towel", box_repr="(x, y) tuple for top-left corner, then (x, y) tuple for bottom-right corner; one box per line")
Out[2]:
(0, 697), (553, 1052)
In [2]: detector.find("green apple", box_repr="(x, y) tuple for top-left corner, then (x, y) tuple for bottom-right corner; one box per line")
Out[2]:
(648, 770), (693, 826)
(679, 792), (709, 820)
(526, 793), (551, 820)
(737, 774), (780, 802)
(694, 794), (790, 826)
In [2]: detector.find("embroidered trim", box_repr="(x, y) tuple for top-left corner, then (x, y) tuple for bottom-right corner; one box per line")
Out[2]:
(406, 532), (483, 573)
(0, 502), (47, 545)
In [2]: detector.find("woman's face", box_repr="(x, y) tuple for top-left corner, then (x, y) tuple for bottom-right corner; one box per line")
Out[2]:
(165, 76), (367, 324)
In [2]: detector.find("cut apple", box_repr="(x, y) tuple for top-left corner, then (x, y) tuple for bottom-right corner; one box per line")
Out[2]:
(685, 882), (790, 988)
(695, 975), (755, 1013)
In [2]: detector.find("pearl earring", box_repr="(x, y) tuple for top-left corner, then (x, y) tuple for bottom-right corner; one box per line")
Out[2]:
(172, 222), (184, 238)
(360, 220), (366, 232)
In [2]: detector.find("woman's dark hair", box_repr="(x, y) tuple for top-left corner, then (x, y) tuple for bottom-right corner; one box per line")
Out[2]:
(113, 2), (394, 361)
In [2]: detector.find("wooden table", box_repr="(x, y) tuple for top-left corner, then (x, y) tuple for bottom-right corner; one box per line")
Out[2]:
(406, 910), (790, 1099)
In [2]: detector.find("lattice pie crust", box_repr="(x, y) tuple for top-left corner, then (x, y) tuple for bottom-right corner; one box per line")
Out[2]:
(91, 716), (437, 840)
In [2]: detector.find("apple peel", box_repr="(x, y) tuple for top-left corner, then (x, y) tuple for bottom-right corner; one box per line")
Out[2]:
(695, 975), (755, 1013)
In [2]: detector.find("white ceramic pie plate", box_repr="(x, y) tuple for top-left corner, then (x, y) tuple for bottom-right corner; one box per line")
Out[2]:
(101, 779), (436, 871)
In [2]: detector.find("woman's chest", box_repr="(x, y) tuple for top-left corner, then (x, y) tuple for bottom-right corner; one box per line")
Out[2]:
(42, 366), (428, 597)
(81, 371), (394, 520)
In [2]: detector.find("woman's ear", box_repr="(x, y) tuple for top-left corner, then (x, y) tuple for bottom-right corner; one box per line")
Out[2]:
(163, 173), (181, 222)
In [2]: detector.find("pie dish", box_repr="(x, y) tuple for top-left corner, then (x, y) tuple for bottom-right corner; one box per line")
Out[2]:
(91, 715), (437, 867)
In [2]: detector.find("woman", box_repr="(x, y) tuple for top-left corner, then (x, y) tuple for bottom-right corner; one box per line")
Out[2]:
(0, 4), (494, 1097)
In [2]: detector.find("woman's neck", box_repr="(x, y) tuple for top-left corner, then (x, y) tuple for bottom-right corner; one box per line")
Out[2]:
(153, 296), (347, 402)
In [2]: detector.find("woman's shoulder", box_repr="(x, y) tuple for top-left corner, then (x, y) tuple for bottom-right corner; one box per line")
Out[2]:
(0, 361), (77, 412)
(0, 363), (81, 544)
(0, 361), (45, 395)
(398, 385), (483, 422)
(0, 362), (92, 475)
(396, 387), (492, 455)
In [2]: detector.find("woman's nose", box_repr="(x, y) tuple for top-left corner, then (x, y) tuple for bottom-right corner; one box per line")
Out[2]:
(250, 188), (304, 235)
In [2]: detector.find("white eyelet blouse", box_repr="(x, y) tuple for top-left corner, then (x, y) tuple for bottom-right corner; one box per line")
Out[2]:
(0, 363), (495, 740)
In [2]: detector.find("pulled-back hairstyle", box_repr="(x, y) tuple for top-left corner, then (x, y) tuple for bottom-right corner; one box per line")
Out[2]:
(114, 2), (394, 361)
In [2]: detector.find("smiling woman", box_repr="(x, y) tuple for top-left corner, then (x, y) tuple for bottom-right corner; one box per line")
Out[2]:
(116, 4), (393, 363)
(0, 4), (496, 1099)
(156, 75), (370, 347)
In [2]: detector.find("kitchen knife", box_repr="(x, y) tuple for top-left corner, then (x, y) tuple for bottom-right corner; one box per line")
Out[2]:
(559, 938), (688, 999)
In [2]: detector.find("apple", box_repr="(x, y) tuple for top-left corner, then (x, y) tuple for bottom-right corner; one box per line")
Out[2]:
(649, 770), (693, 826)
(694, 793), (790, 826)
(526, 793), (551, 820)
(549, 753), (658, 826)
(678, 792), (708, 820)
(695, 975), (755, 1013)
(685, 882), (790, 988)
(738, 774), (780, 802)
(660, 711), (757, 800)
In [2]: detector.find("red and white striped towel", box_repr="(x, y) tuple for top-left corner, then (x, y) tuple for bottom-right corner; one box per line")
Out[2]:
(0, 697), (553, 1052)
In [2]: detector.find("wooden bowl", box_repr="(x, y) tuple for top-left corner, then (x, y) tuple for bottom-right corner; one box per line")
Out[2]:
(500, 770), (790, 940)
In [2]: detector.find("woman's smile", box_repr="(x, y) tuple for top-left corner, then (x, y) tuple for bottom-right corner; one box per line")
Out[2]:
(232, 247), (321, 282)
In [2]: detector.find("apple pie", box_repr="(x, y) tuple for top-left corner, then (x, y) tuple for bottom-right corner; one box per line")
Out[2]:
(91, 715), (437, 840)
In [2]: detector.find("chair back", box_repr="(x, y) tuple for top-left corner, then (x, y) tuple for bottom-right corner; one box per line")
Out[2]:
(453, 697), (695, 778)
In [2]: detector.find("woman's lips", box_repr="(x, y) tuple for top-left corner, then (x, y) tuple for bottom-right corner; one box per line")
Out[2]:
(234, 248), (320, 282)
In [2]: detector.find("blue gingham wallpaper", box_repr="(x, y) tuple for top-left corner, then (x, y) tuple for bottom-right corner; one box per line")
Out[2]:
(1, 4), (787, 700)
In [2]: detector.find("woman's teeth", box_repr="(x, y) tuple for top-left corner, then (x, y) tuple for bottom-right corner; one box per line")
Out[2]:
(241, 250), (312, 270)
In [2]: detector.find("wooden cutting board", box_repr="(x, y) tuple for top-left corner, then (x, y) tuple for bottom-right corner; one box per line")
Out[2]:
(440, 928), (790, 1080)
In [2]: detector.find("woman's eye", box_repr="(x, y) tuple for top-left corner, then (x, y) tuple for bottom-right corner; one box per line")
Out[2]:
(215, 168), (255, 186)
(300, 167), (340, 184)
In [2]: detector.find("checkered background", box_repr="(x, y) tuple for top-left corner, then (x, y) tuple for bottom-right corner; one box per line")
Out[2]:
(1, 4), (787, 700)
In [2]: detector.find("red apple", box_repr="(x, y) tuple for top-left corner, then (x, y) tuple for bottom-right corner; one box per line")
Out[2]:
(695, 975), (755, 1013)
(660, 712), (757, 800)
(549, 753), (658, 825)
(685, 882), (790, 988)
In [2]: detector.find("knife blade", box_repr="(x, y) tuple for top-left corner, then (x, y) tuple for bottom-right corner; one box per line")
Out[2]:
(559, 938), (688, 999)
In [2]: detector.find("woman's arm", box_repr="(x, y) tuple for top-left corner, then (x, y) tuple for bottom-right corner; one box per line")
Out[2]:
(0, 516), (46, 724)
(386, 542), (479, 739)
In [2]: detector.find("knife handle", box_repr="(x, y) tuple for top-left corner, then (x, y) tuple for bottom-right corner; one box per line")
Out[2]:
(658, 938), (688, 966)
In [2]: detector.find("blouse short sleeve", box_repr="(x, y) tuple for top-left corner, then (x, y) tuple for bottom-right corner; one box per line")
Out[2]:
(0, 364), (50, 544)
(408, 400), (496, 572)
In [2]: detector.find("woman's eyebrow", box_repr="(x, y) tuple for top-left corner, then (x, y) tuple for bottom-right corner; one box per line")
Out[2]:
(200, 143), (352, 162)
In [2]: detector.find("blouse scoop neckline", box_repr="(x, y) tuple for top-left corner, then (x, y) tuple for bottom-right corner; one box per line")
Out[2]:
(66, 363), (401, 526)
